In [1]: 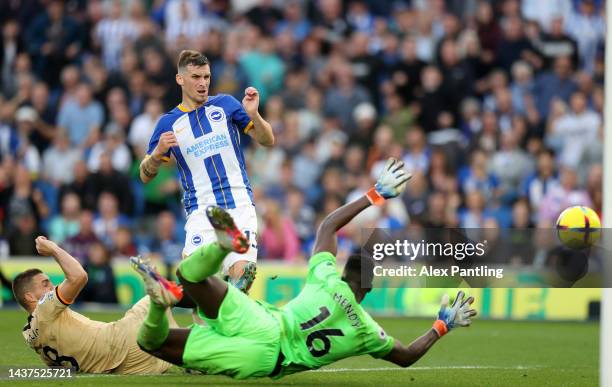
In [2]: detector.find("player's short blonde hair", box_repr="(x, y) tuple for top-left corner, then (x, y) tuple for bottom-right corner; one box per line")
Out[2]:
(177, 50), (209, 72)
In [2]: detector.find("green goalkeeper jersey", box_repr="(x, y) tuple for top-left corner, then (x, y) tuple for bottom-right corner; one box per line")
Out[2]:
(270, 252), (395, 377)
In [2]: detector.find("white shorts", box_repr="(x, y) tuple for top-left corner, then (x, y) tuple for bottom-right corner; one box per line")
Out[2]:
(183, 205), (258, 274)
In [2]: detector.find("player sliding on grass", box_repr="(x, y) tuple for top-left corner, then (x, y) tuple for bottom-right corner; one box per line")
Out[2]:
(131, 158), (477, 379)
(12, 237), (178, 374)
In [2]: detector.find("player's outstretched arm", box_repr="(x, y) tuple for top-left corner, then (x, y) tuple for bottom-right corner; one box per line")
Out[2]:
(312, 158), (411, 256)
(35, 236), (87, 304)
(242, 87), (274, 146)
(140, 132), (178, 183)
(382, 330), (439, 367)
(382, 291), (477, 367)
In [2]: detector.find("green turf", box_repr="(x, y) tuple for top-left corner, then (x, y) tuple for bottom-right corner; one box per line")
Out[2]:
(0, 309), (598, 386)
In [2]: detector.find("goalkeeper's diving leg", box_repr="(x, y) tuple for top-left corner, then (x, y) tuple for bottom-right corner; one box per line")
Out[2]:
(175, 205), (250, 319)
(131, 205), (250, 364)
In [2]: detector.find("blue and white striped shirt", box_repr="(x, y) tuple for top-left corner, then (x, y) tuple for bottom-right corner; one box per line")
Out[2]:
(147, 94), (254, 215)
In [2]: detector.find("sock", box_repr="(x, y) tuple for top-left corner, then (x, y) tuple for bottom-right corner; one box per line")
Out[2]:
(178, 242), (229, 283)
(137, 301), (169, 351)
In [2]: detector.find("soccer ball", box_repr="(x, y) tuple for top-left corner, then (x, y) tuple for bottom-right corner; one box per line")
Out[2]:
(556, 206), (601, 249)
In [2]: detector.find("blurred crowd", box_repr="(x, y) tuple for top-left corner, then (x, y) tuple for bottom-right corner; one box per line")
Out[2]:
(0, 0), (606, 298)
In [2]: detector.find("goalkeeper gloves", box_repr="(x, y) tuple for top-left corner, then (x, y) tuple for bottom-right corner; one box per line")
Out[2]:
(366, 158), (412, 205)
(432, 291), (477, 337)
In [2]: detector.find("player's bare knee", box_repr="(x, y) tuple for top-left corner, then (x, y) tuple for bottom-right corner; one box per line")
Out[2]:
(227, 260), (246, 279)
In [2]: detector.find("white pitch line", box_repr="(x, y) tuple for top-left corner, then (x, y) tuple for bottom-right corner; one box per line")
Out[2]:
(309, 365), (543, 373)
(71, 365), (545, 378)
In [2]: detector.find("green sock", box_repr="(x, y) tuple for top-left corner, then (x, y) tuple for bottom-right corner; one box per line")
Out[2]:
(137, 301), (169, 351)
(178, 242), (229, 283)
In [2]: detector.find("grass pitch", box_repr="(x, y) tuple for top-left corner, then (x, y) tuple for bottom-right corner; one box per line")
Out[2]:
(0, 309), (598, 386)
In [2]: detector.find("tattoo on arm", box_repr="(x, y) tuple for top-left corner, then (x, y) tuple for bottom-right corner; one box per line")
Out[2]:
(142, 156), (162, 178)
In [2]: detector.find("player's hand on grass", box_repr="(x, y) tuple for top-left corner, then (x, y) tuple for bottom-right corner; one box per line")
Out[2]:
(242, 87), (260, 117)
(367, 158), (412, 205)
(153, 132), (178, 160)
(432, 291), (477, 337)
(35, 236), (59, 257)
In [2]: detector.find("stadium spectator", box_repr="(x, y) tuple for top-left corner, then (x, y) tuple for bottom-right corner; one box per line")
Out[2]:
(536, 16), (579, 70)
(565, 0), (605, 74)
(296, 87), (324, 139)
(93, 0), (139, 71)
(347, 32), (382, 104)
(460, 190), (493, 229)
(460, 149), (499, 204)
(92, 191), (130, 249)
(80, 241), (118, 304)
(57, 83), (104, 149)
(48, 192), (80, 244)
(128, 98), (164, 157)
(403, 172), (430, 220)
(112, 226), (137, 259)
(13, 106), (42, 175)
(1, 19), (25, 99)
(417, 65), (451, 133)
(244, 0), (283, 36)
(58, 160), (97, 212)
(63, 209), (99, 264)
(349, 102), (376, 149)
(275, 0), (311, 43)
(342, 145), (366, 193)
(521, 149), (560, 221)
(41, 131), (81, 186)
(239, 34), (285, 106)
(8, 211), (38, 256)
(323, 61), (370, 129)
(25, 0), (81, 88)
(533, 55), (578, 117)
(511, 199), (533, 228)
(164, 0), (220, 48)
(475, 1), (501, 59)
(260, 200), (300, 262)
(148, 211), (183, 279)
(402, 127), (430, 175)
(490, 130), (534, 202)
(87, 124), (132, 174)
(291, 136), (322, 194)
(86, 153), (134, 215)
(538, 166), (593, 224)
(458, 98), (482, 139)
(382, 92), (414, 142)
(28, 82), (57, 152)
(141, 47), (180, 108)
(5, 165), (48, 232)
(548, 91), (600, 169)
(286, 186), (315, 249)
(495, 16), (536, 73)
(509, 61), (535, 115)
(58, 65), (81, 105)
(209, 39), (248, 100)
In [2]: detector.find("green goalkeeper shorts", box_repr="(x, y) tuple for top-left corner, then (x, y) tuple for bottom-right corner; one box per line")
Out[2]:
(182, 285), (281, 379)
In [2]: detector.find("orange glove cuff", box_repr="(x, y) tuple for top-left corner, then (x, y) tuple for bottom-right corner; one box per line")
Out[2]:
(366, 187), (385, 206)
(432, 320), (448, 337)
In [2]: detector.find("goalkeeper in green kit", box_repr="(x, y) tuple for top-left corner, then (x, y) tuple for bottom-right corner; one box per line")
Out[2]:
(131, 158), (478, 379)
